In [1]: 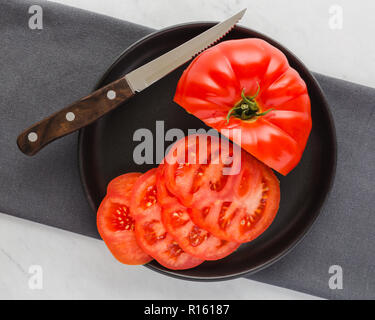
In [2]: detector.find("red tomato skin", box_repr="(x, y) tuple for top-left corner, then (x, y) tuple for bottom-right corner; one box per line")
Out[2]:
(130, 169), (204, 270)
(174, 38), (312, 175)
(97, 196), (152, 265)
(157, 165), (240, 261)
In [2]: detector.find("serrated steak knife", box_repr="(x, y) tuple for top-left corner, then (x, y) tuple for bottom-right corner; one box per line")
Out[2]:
(17, 9), (246, 156)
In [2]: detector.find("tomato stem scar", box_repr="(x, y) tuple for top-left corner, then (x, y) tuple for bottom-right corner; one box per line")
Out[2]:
(226, 83), (274, 123)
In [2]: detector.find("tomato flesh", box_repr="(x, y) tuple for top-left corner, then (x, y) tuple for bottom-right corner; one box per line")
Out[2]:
(190, 152), (280, 243)
(107, 172), (142, 204)
(130, 168), (204, 270)
(163, 134), (239, 207)
(157, 165), (240, 260)
(97, 196), (152, 265)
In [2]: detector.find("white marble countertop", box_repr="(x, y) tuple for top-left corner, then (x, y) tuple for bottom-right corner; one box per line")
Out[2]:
(2, 0), (373, 300)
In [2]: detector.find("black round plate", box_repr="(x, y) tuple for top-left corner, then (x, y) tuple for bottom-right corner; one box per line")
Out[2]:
(78, 23), (336, 281)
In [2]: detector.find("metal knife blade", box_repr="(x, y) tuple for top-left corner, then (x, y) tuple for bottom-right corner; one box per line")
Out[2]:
(125, 9), (246, 93)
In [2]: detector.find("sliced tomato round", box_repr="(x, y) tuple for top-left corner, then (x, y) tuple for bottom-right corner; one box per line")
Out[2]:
(163, 134), (280, 243)
(97, 196), (152, 265)
(190, 152), (280, 243)
(163, 134), (240, 207)
(130, 168), (204, 270)
(157, 165), (240, 260)
(107, 172), (142, 204)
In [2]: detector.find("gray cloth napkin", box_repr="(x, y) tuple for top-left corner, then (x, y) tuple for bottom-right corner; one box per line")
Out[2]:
(1, 0), (374, 300)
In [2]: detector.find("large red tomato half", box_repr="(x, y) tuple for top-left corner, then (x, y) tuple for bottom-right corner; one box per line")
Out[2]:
(130, 168), (204, 270)
(174, 38), (312, 175)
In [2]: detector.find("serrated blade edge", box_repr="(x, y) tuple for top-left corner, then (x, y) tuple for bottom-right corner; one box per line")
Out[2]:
(125, 9), (246, 93)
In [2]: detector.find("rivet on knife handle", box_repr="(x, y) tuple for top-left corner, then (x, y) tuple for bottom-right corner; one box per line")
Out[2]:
(17, 77), (134, 156)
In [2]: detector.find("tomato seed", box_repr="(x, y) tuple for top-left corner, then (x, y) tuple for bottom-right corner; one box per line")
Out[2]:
(111, 204), (135, 231)
(142, 185), (157, 209)
(188, 226), (206, 247)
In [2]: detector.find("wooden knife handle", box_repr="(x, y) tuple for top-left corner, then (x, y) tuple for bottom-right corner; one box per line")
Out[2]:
(17, 77), (134, 156)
